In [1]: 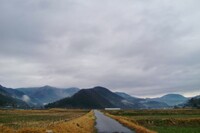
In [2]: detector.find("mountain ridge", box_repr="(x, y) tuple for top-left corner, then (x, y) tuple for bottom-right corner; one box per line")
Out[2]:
(149, 94), (188, 106)
(0, 84), (197, 109)
(0, 85), (29, 108)
(45, 86), (134, 109)
(17, 86), (80, 105)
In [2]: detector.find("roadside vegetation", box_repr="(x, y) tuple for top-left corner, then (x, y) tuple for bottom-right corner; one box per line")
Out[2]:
(105, 112), (156, 133)
(50, 110), (95, 133)
(105, 109), (200, 133)
(0, 109), (95, 133)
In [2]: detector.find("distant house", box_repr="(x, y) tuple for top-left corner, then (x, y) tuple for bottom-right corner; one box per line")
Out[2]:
(104, 108), (121, 110)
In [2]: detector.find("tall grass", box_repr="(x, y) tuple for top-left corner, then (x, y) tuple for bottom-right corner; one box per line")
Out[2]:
(50, 110), (95, 133)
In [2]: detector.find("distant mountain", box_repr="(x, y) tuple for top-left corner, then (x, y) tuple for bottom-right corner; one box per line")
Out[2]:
(0, 85), (10, 96)
(185, 95), (200, 108)
(0, 85), (29, 108)
(140, 100), (169, 109)
(115, 92), (146, 109)
(0, 85), (25, 99)
(115, 92), (169, 109)
(45, 86), (134, 109)
(115, 92), (144, 102)
(17, 86), (79, 105)
(149, 94), (188, 106)
(0, 84), (193, 109)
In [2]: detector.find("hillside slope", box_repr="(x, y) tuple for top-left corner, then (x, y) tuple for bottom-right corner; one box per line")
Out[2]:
(115, 92), (169, 109)
(45, 86), (133, 109)
(0, 85), (29, 108)
(18, 86), (79, 105)
(185, 95), (200, 108)
(149, 94), (188, 106)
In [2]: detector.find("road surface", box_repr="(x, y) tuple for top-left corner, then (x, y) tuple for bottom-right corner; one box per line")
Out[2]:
(94, 110), (134, 133)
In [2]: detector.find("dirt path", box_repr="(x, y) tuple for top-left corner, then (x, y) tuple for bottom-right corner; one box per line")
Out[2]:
(94, 110), (134, 133)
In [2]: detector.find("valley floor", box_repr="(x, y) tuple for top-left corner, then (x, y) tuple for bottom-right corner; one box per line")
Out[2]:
(0, 109), (200, 133)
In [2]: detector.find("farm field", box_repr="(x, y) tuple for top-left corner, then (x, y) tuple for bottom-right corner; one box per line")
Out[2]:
(105, 109), (200, 133)
(0, 109), (95, 133)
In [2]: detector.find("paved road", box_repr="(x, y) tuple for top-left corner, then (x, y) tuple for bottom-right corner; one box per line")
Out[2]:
(94, 110), (134, 133)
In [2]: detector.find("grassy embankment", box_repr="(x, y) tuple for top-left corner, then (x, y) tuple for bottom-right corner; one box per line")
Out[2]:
(0, 109), (95, 133)
(105, 112), (156, 133)
(105, 109), (200, 133)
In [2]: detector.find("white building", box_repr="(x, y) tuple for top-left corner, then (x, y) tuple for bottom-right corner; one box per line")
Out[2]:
(104, 108), (121, 110)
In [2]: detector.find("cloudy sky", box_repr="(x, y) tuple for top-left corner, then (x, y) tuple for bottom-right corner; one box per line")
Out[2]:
(0, 0), (200, 97)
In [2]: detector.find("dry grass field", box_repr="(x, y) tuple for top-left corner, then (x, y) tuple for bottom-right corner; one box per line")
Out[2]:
(105, 109), (200, 133)
(0, 109), (95, 133)
(50, 110), (95, 133)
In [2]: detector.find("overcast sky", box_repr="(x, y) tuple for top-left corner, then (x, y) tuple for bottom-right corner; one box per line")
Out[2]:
(0, 0), (200, 97)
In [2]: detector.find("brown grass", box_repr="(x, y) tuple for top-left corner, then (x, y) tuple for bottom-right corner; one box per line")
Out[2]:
(50, 110), (95, 133)
(0, 109), (95, 133)
(0, 125), (15, 133)
(0, 109), (87, 129)
(105, 113), (157, 133)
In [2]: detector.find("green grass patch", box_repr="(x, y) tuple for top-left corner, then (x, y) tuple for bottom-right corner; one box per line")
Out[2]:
(150, 126), (200, 133)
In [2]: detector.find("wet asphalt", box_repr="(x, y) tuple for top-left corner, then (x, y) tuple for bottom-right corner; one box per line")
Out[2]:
(94, 110), (134, 133)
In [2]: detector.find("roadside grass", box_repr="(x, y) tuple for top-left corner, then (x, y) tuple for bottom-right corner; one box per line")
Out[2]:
(105, 109), (200, 133)
(50, 110), (95, 133)
(0, 109), (95, 133)
(150, 126), (200, 133)
(108, 109), (200, 116)
(105, 112), (156, 133)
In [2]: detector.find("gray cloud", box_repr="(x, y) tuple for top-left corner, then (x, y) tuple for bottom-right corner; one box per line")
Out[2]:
(0, 0), (200, 97)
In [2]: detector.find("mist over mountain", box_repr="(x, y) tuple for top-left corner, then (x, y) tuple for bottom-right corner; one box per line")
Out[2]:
(0, 84), (198, 109)
(115, 92), (169, 109)
(46, 86), (188, 109)
(115, 92), (144, 103)
(0, 84), (79, 108)
(0, 85), (29, 108)
(17, 86), (80, 105)
(148, 94), (188, 106)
